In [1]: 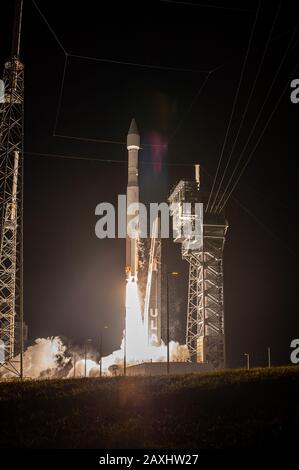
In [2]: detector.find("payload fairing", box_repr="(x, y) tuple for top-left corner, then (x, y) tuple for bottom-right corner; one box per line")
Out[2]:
(125, 118), (140, 282)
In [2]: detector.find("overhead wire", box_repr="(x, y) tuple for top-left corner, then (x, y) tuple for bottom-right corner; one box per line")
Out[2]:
(31, 0), (241, 148)
(25, 151), (194, 165)
(32, 0), (299, 200)
(159, 0), (253, 12)
(31, 0), (67, 55)
(200, 167), (297, 256)
(169, 72), (211, 142)
(215, 24), (299, 212)
(168, 24), (299, 149)
(217, 58), (299, 212)
(209, 3), (280, 212)
(25, 152), (297, 255)
(53, 54), (68, 135)
(231, 198), (297, 256)
(52, 134), (167, 148)
(68, 53), (209, 73)
(27, 1), (299, 258)
(206, 0), (261, 212)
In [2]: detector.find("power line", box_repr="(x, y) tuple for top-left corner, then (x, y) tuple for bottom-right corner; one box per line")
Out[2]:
(31, 0), (256, 150)
(169, 24), (298, 146)
(169, 72), (211, 142)
(54, 59), (226, 146)
(25, 151), (296, 255)
(53, 133), (126, 146)
(53, 55), (68, 135)
(242, 181), (292, 211)
(218, 57), (299, 212)
(159, 0), (253, 12)
(25, 151), (193, 166)
(32, 1), (211, 74)
(25, 151), (126, 163)
(169, 59), (240, 142)
(31, 0), (67, 56)
(69, 53), (209, 73)
(52, 133), (167, 148)
(32, 0), (212, 144)
(215, 24), (299, 212)
(200, 167), (297, 255)
(53, 56), (226, 144)
(232, 197), (297, 257)
(206, 0), (261, 212)
(32, 0), (235, 148)
(210, 2), (280, 212)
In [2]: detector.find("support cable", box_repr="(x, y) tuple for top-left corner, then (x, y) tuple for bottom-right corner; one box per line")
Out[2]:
(206, 0), (261, 212)
(210, 3), (280, 212)
(215, 25), (299, 212)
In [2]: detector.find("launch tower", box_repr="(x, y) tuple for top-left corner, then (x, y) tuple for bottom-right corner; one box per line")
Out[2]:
(0, 0), (24, 376)
(169, 166), (228, 368)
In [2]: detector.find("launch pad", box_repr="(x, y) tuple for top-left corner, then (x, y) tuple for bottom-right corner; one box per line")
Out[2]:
(125, 361), (214, 376)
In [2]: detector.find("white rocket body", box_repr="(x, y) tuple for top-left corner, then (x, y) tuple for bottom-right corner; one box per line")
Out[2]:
(126, 119), (140, 281)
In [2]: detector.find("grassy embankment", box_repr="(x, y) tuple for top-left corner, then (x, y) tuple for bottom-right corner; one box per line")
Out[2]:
(0, 366), (298, 448)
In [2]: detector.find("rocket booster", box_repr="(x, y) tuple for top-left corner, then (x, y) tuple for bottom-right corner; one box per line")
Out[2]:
(126, 118), (140, 281)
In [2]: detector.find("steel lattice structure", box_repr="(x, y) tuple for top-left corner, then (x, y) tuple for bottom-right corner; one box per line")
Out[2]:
(169, 174), (228, 368)
(0, 0), (24, 376)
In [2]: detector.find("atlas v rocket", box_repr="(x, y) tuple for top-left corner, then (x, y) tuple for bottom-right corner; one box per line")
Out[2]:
(125, 118), (162, 345)
(125, 118), (140, 282)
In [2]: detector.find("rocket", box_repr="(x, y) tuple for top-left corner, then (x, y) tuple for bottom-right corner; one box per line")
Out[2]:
(126, 118), (140, 282)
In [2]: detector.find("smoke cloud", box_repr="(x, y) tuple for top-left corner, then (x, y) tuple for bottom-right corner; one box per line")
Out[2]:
(0, 337), (69, 379)
(0, 337), (189, 379)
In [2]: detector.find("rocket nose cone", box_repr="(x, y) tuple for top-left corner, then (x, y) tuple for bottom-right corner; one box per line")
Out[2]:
(127, 118), (140, 148)
(128, 118), (139, 136)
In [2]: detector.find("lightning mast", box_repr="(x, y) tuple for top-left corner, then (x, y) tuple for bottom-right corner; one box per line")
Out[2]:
(0, 0), (24, 377)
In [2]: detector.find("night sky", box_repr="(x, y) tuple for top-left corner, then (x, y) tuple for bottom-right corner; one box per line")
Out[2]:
(1, 0), (298, 367)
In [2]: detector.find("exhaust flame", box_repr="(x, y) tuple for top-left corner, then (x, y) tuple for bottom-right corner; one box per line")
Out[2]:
(68, 277), (189, 377)
(125, 278), (147, 361)
(94, 278), (189, 373)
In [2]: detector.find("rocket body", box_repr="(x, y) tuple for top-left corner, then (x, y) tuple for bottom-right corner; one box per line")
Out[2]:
(126, 119), (140, 281)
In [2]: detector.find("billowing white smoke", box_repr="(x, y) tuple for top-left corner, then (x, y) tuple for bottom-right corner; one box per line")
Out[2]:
(0, 336), (188, 379)
(67, 340), (189, 378)
(68, 358), (100, 378)
(0, 337), (68, 379)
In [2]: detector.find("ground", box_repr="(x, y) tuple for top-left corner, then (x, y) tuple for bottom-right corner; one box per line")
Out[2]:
(0, 366), (298, 448)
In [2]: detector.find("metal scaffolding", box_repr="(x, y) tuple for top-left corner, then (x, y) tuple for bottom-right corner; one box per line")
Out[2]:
(0, 0), (24, 376)
(169, 170), (228, 368)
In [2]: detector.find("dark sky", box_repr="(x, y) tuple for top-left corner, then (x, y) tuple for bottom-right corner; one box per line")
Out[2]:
(1, 0), (298, 366)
